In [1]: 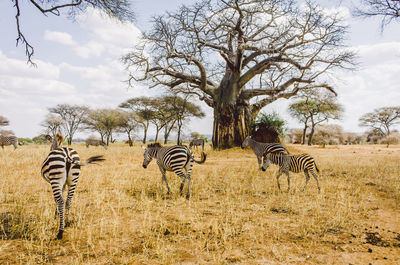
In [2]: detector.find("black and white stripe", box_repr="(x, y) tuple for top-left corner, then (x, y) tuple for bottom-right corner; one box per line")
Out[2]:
(241, 136), (289, 169)
(0, 135), (19, 150)
(41, 134), (105, 239)
(262, 153), (320, 193)
(142, 143), (206, 199)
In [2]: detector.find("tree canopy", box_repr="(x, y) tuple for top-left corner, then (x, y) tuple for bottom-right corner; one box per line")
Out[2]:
(353, 0), (400, 31)
(0, 116), (10, 127)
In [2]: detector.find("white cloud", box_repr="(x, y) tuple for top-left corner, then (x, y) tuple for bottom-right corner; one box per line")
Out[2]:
(44, 30), (77, 46)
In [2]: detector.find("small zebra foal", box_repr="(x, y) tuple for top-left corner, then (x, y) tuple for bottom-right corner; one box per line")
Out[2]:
(262, 153), (321, 193)
(41, 133), (105, 239)
(241, 136), (289, 169)
(142, 143), (206, 199)
(0, 135), (20, 150)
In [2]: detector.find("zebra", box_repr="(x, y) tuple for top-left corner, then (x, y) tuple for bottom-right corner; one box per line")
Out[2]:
(241, 136), (289, 169)
(41, 133), (105, 239)
(262, 152), (321, 193)
(141, 143), (206, 199)
(85, 138), (107, 149)
(0, 135), (20, 150)
(189, 138), (205, 151)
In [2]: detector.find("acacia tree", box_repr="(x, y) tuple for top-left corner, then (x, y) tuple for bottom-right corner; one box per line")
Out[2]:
(119, 97), (157, 144)
(163, 95), (205, 144)
(124, 0), (355, 149)
(0, 116), (10, 127)
(49, 104), (89, 145)
(85, 109), (123, 145)
(40, 114), (63, 136)
(359, 106), (400, 136)
(10, 0), (134, 65)
(353, 0), (400, 30)
(118, 111), (138, 146)
(289, 95), (343, 145)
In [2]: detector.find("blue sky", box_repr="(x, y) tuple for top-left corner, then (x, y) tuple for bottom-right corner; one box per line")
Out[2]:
(0, 0), (399, 139)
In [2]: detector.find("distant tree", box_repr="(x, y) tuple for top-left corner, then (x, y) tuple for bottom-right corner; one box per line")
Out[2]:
(359, 107), (400, 136)
(380, 132), (400, 147)
(289, 95), (343, 145)
(118, 111), (138, 146)
(49, 104), (90, 145)
(41, 114), (63, 136)
(10, 0), (135, 65)
(312, 124), (344, 147)
(353, 0), (400, 31)
(0, 116), (9, 127)
(85, 109), (123, 145)
(119, 97), (158, 144)
(191, 132), (200, 140)
(163, 95), (205, 144)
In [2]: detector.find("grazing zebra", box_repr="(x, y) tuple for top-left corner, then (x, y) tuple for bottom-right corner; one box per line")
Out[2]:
(0, 135), (20, 150)
(262, 153), (321, 193)
(189, 138), (205, 151)
(241, 136), (289, 169)
(41, 133), (105, 239)
(142, 143), (206, 199)
(85, 138), (107, 149)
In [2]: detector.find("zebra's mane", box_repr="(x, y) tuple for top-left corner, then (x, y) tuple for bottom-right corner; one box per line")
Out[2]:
(147, 142), (162, 148)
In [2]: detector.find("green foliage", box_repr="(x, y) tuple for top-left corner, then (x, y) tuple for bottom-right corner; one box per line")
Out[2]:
(253, 112), (286, 135)
(18, 138), (33, 145)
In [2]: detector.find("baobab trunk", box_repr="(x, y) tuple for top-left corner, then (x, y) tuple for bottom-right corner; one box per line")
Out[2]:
(212, 100), (252, 149)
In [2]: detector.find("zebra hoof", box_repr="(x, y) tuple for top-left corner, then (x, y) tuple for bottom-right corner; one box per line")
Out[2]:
(186, 194), (190, 200)
(261, 168), (266, 172)
(56, 230), (64, 240)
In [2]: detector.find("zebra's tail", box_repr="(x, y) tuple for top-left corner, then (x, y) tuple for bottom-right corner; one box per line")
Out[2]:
(193, 152), (207, 164)
(314, 161), (320, 173)
(76, 155), (106, 166)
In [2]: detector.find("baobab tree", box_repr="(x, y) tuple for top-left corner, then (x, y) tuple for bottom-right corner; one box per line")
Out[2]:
(124, 0), (355, 148)
(9, 0), (134, 65)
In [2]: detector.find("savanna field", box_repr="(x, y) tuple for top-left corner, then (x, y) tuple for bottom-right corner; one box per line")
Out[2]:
(0, 143), (399, 264)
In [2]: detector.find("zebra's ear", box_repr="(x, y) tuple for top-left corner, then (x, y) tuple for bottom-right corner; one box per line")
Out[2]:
(141, 146), (146, 150)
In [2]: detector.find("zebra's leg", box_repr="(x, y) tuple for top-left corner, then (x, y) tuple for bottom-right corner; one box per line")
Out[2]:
(284, 170), (291, 193)
(159, 167), (171, 194)
(13, 143), (17, 150)
(185, 163), (193, 199)
(174, 169), (187, 197)
(311, 170), (321, 193)
(276, 169), (283, 191)
(51, 184), (65, 240)
(302, 169), (311, 192)
(65, 182), (77, 227)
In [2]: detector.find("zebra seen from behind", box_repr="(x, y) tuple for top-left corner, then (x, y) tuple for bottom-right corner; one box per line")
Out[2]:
(0, 135), (20, 150)
(41, 133), (105, 239)
(241, 136), (289, 169)
(142, 143), (206, 199)
(262, 152), (321, 193)
(189, 138), (205, 151)
(85, 138), (107, 149)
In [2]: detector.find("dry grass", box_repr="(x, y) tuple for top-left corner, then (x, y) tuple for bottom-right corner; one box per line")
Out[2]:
(0, 143), (399, 264)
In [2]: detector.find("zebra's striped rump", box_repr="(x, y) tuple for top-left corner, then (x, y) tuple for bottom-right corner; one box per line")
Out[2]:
(262, 153), (321, 193)
(142, 143), (206, 199)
